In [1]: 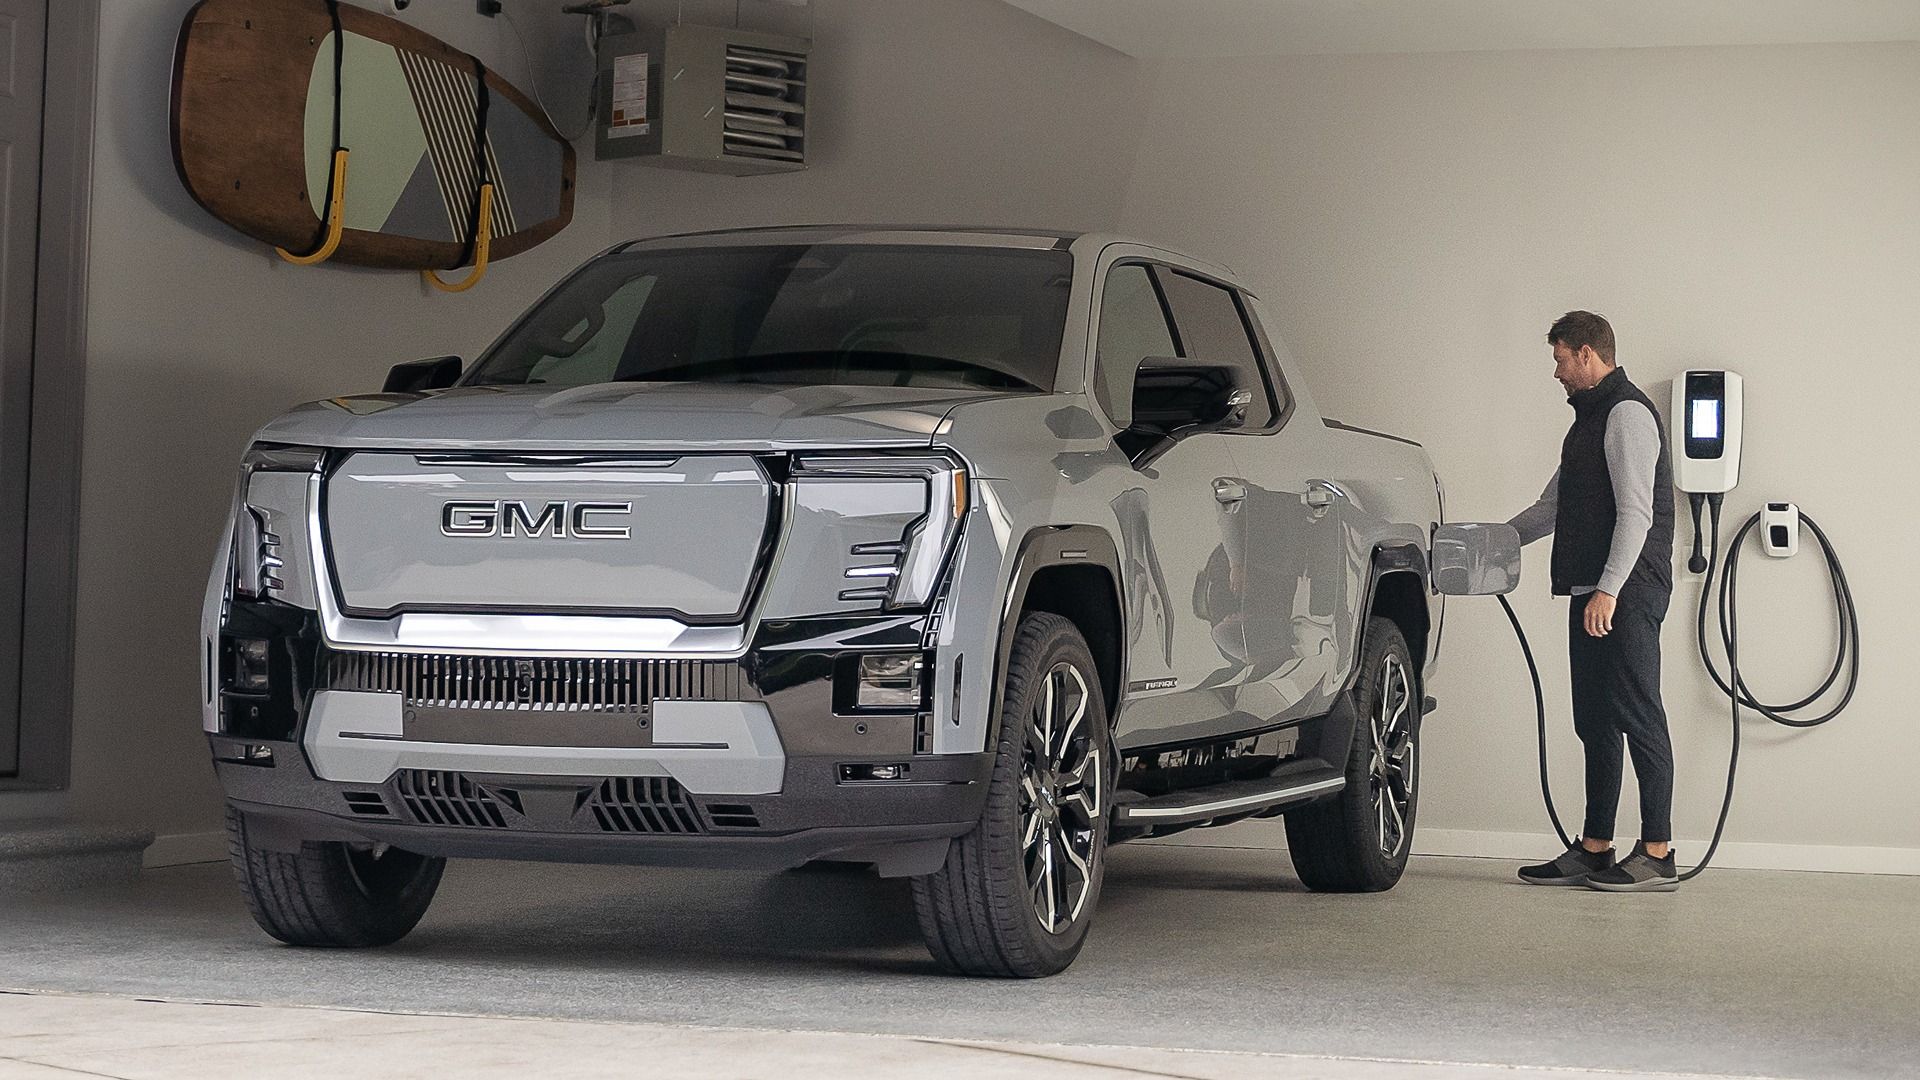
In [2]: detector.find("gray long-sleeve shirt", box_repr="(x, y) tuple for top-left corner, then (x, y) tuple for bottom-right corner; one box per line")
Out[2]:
(1508, 399), (1662, 597)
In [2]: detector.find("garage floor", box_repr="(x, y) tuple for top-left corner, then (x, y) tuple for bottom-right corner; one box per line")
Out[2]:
(2, 841), (1915, 1079)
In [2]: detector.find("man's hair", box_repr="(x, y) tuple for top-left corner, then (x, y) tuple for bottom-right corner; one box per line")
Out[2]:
(1547, 310), (1615, 365)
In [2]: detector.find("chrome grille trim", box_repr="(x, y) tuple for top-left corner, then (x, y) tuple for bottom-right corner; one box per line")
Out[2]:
(322, 651), (749, 712)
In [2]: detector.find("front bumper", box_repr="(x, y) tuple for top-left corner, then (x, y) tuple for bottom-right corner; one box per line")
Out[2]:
(216, 743), (991, 877)
(211, 601), (993, 877)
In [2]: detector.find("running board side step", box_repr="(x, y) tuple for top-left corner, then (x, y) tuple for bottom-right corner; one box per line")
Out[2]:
(1112, 764), (1346, 829)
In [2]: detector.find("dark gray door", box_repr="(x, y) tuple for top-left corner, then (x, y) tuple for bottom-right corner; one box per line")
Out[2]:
(0, 0), (47, 775)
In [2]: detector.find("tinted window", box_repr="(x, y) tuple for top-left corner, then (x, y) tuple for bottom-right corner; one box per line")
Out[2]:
(1240, 301), (1296, 426)
(1157, 271), (1275, 427)
(1092, 264), (1178, 427)
(466, 245), (1074, 392)
(523, 274), (657, 387)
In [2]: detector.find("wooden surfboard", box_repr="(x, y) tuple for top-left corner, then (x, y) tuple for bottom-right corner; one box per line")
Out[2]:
(171, 0), (576, 270)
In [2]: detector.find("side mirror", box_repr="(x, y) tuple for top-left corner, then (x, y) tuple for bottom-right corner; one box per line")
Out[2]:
(1129, 359), (1250, 435)
(383, 355), (463, 394)
(1431, 522), (1523, 596)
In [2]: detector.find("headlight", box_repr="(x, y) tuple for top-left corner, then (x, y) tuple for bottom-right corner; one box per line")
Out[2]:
(791, 454), (969, 611)
(230, 443), (324, 601)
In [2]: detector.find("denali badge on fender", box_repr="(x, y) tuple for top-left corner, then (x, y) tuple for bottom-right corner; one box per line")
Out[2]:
(439, 500), (634, 539)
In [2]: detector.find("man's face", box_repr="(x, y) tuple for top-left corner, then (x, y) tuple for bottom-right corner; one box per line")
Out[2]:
(1552, 342), (1607, 395)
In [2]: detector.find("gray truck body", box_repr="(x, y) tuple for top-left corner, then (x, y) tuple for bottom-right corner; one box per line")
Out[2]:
(203, 227), (1443, 877)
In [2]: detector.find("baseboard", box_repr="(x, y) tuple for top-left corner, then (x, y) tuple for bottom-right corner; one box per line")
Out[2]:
(1143, 819), (1920, 876)
(0, 821), (152, 892)
(143, 831), (228, 869)
(1414, 829), (1920, 876)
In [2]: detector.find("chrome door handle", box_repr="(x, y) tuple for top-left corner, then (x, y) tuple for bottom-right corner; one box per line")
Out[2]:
(1213, 478), (1248, 504)
(1303, 479), (1347, 510)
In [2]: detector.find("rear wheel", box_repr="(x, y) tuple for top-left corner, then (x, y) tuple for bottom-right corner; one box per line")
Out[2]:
(226, 807), (445, 947)
(1284, 616), (1419, 892)
(912, 612), (1112, 977)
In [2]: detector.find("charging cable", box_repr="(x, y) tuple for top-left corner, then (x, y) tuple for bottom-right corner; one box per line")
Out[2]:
(1498, 495), (1859, 881)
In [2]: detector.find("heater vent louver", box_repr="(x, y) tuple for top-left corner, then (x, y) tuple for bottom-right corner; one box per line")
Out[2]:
(722, 46), (807, 164)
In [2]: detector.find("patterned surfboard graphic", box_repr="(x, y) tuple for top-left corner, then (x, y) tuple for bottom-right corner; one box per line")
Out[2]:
(303, 32), (564, 249)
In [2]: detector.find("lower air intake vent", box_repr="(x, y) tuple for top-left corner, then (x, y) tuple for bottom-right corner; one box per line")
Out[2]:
(395, 770), (517, 828)
(585, 777), (704, 835)
(704, 803), (760, 829)
(342, 791), (391, 817)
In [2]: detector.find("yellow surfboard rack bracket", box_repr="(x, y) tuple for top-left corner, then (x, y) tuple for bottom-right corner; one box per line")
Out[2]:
(277, 148), (350, 266)
(424, 184), (495, 294)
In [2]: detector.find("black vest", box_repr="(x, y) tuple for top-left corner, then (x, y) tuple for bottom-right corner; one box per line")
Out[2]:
(1550, 367), (1674, 597)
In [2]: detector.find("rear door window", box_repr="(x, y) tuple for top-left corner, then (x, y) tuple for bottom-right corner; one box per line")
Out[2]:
(1156, 270), (1276, 428)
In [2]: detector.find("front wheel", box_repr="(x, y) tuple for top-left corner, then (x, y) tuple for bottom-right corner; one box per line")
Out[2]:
(226, 807), (445, 947)
(912, 612), (1112, 977)
(1284, 616), (1419, 892)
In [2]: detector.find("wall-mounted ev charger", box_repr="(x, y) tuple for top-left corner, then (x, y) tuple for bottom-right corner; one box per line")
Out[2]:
(1674, 369), (1743, 572)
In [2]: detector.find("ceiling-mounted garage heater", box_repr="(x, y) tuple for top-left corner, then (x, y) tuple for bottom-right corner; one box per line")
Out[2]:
(594, 21), (809, 175)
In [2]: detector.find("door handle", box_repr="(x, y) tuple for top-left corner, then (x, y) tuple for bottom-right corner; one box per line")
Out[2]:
(1303, 479), (1347, 511)
(1213, 478), (1248, 504)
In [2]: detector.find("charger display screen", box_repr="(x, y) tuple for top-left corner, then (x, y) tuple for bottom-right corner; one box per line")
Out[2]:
(1684, 371), (1726, 460)
(1690, 399), (1720, 440)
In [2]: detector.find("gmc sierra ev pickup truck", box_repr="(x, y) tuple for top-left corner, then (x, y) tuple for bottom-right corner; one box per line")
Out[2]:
(206, 226), (1444, 977)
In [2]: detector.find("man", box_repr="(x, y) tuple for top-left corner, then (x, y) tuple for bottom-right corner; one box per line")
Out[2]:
(1510, 311), (1680, 892)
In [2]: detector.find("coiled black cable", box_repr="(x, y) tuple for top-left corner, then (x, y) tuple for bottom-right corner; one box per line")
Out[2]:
(1499, 497), (1859, 881)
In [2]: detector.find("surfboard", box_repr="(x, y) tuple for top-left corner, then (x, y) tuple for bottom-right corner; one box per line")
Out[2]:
(171, 0), (576, 270)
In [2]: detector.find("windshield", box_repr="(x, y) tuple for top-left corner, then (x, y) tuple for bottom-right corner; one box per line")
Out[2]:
(465, 243), (1074, 392)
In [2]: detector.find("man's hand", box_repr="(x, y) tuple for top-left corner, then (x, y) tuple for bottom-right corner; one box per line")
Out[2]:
(1583, 591), (1617, 637)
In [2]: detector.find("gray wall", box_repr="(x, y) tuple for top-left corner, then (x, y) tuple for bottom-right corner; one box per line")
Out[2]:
(40, 3), (1905, 872)
(1118, 42), (1920, 868)
(27, 0), (1146, 851)
(46, 0), (615, 842)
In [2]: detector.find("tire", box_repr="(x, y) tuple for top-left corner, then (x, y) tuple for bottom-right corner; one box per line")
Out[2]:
(1284, 616), (1420, 892)
(225, 806), (446, 947)
(911, 612), (1113, 977)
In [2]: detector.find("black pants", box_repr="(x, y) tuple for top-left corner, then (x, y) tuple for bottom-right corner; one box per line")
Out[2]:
(1567, 588), (1674, 844)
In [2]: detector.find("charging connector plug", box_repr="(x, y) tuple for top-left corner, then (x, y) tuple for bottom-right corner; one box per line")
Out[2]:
(1687, 493), (1708, 574)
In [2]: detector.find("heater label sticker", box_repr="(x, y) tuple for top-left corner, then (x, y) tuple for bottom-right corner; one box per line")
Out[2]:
(610, 53), (650, 138)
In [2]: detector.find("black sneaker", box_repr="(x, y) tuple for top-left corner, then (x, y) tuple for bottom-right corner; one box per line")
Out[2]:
(1584, 841), (1680, 892)
(1518, 842), (1616, 886)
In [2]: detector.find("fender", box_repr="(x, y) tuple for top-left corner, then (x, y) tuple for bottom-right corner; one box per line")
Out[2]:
(987, 525), (1127, 742)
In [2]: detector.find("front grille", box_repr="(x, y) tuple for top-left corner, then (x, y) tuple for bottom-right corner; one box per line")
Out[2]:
(395, 770), (519, 828)
(323, 651), (747, 713)
(583, 777), (705, 835)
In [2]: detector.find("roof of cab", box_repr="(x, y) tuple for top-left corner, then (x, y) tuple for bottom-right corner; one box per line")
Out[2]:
(614, 224), (1236, 280)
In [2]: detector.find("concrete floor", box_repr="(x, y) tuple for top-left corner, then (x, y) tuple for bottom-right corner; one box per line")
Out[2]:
(0, 993), (1749, 1080)
(1, 842), (1915, 1079)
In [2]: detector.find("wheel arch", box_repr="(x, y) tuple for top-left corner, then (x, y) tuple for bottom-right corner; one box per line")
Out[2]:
(993, 526), (1126, 728)
(1357, 541), (1431, 686)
